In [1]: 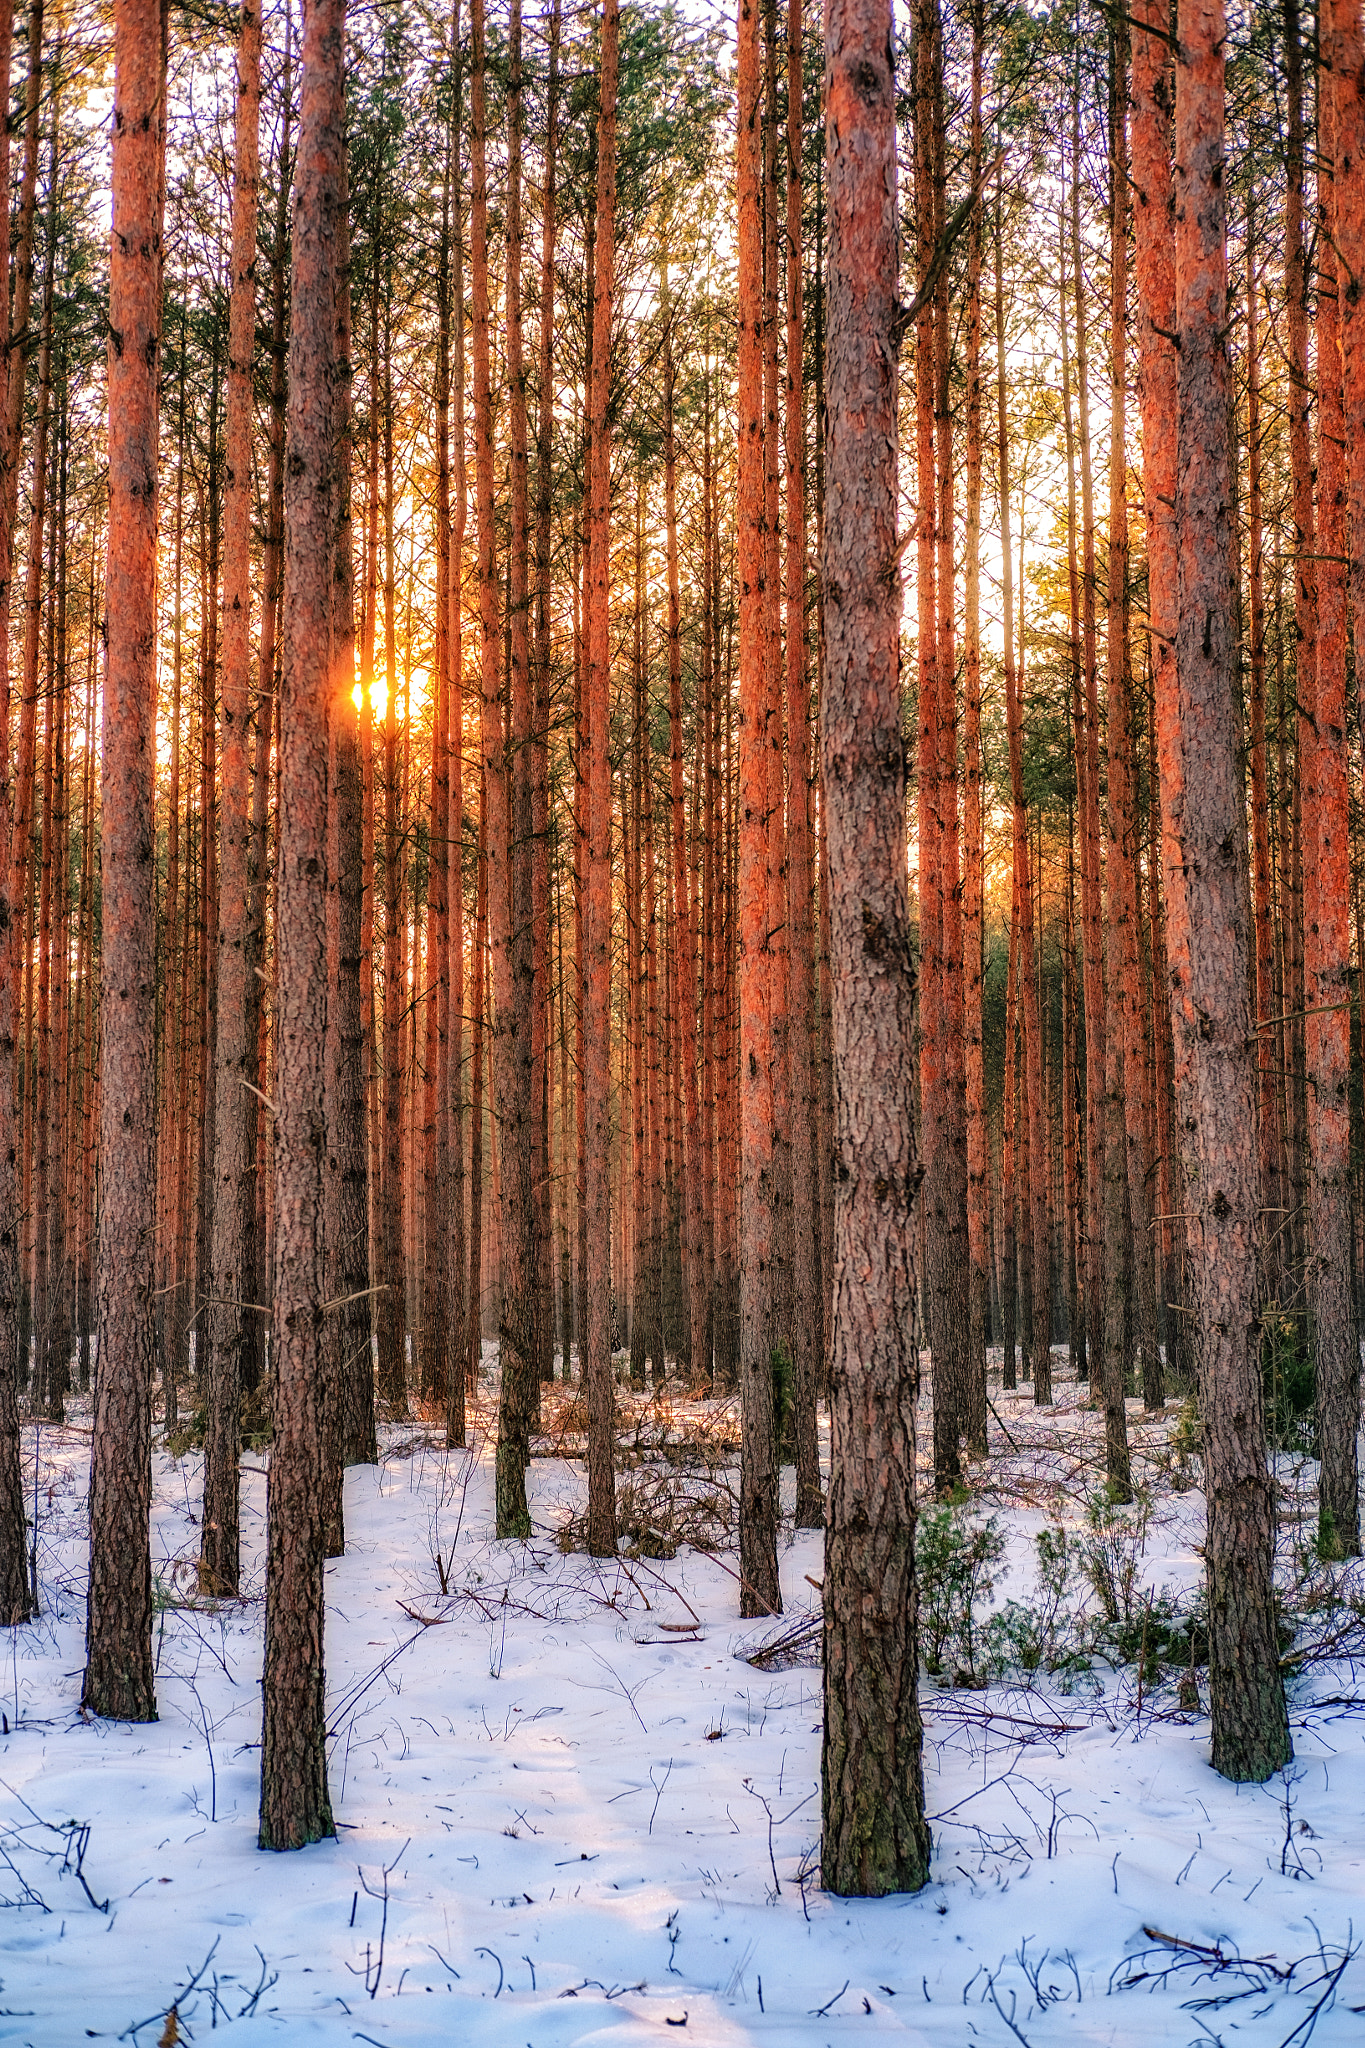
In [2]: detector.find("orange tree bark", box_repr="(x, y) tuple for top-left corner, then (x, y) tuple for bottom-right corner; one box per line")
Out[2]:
(1306, 27), (1358, 1554)
(1283, 0), (1312, 1291)
(465, 792), (488, 1391)
(737, 0), (780, 1612)
(377, 311), (405, 1415)
(1336, 0), (1365, 763)
(1244, 214), (1281, 1315)
(202, 0), (262, 1598)
(820, 0), (929, 1897)
(326, 147), (370, 1492)
(1001, 893), (1019, 1388)
(333, 516), (373, 1465)
(1100, 13), (1137, 1492)
(0, 8), (31, 1613)
(244, 16), (291, 1400)
(783, 0), (823, 1525)
(1161, 0), (1290, 1782)
(931, 0), (972, 1442)
(27, 121), (55, 1421)
(1072, 98), (1104, 1400)
(1132, 0), (1183, 1364)
(257, 0), (345, 1851)
(531, 0), (562, 1388)
(420, 76), (454, 1415)
(0, 0), (42, 749)
(489, 0), (540, 1534)
(762, 0), (790, 1375)
(1057, 197), (1084, 1380)
(583, 0), (620, 1558)
(446, 22), (469, 1447)
(996, 212), (1049, 1407)
(914, 0), (959, 1486)
(82, 0), (167, 1722)
(961, 0), (987, 1456)
(666, 286), (706, 1388)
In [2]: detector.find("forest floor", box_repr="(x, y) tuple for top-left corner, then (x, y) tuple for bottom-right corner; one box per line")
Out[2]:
(2, 1351), (1365, 2045)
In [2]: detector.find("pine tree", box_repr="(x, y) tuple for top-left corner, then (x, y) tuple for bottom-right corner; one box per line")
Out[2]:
(821, 0), (929, 1898)
(258, 0), (346, 1851)
(83, 0), (167, 1726)
(1160, 0), (1290, 1783)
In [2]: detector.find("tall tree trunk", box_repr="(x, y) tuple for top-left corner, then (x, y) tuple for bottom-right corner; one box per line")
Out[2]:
(376, 298), (406, 1415)
(737, 0), (780, 1609)
(782, 0), (823, 1522)
(258, 0), (344, 1850)
(244, 6), (292, 1400)
(335, 461), (374, 1465)
(83, 0), (165, 1728)
(1001, 897), (1019, 1390)
(961, 0), (987, 1456)
(996, 195), (1049, 1407)
(1159, 0), (1290, 1781)
(915, 0), (957, 1487)
(325, 143), (369, 1507)
(1100, 14), (1137, 1492)
(762, 0), (791, 1388)
(0, 0), (43, 731)
(532, 0), (562, 1390)
(583, 0), (620, 1555)
(1283, 0), (1311, 1299)
(27, 109), (57, 1420)
(202, 0), (261, 1596)
(1072, 83), (1105, 1402)
(83, 0), (166, 1722)
(820, 0), (929, 1897)
(447, 10), (469, 1447)
(465, 787), (487, 1389)
(420, 68), (454, 1416)
(1244, 211), (1281, 1307)
(1306, 25), (1358, 1553)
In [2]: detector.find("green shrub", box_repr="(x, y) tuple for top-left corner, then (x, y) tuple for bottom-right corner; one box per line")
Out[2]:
(917, 1499), (1005, 1686)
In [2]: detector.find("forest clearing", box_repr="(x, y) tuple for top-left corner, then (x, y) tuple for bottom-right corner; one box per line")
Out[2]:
(2, 1358), (1365, 2044)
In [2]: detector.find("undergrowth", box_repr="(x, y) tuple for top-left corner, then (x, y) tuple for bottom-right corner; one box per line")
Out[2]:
(915, 1488), (1205, 1694)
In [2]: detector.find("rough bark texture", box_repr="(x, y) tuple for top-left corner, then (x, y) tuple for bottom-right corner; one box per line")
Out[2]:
(1100, 16), (1136, 1494)
(1072, 101), (1104, 1408)
(737, 0), (780, 1613)
(961, 0), (988, 1459)
(820, 0), (930, 1898)
(783, 0), (823, 1526)
(914, 0), (958, 1488)
(202, 0), (261, 1598)
(257, 0), (344, 1851)
(1336, 0), (1365, 769)
(1163, 0), (1290, 1782)
(324, 148), (364, 1528)
(83, 0), (166, 1724)
(1132, 0), (1182, 1376)
(1307, 24), (1359, 1554)
(583, 0), (620, 1559)
(1244, 214), (1280, 1362)
(446, 21), (469, 1449)
(488, 0), (540, 1536)
(0, 0), (31, 1619)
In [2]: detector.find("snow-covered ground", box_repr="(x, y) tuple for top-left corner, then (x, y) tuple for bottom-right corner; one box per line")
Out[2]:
(2, 1357), (1364, 2045)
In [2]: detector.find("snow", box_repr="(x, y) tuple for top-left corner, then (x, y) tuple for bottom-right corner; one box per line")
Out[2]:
(2, 1359), (1364, 2045)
